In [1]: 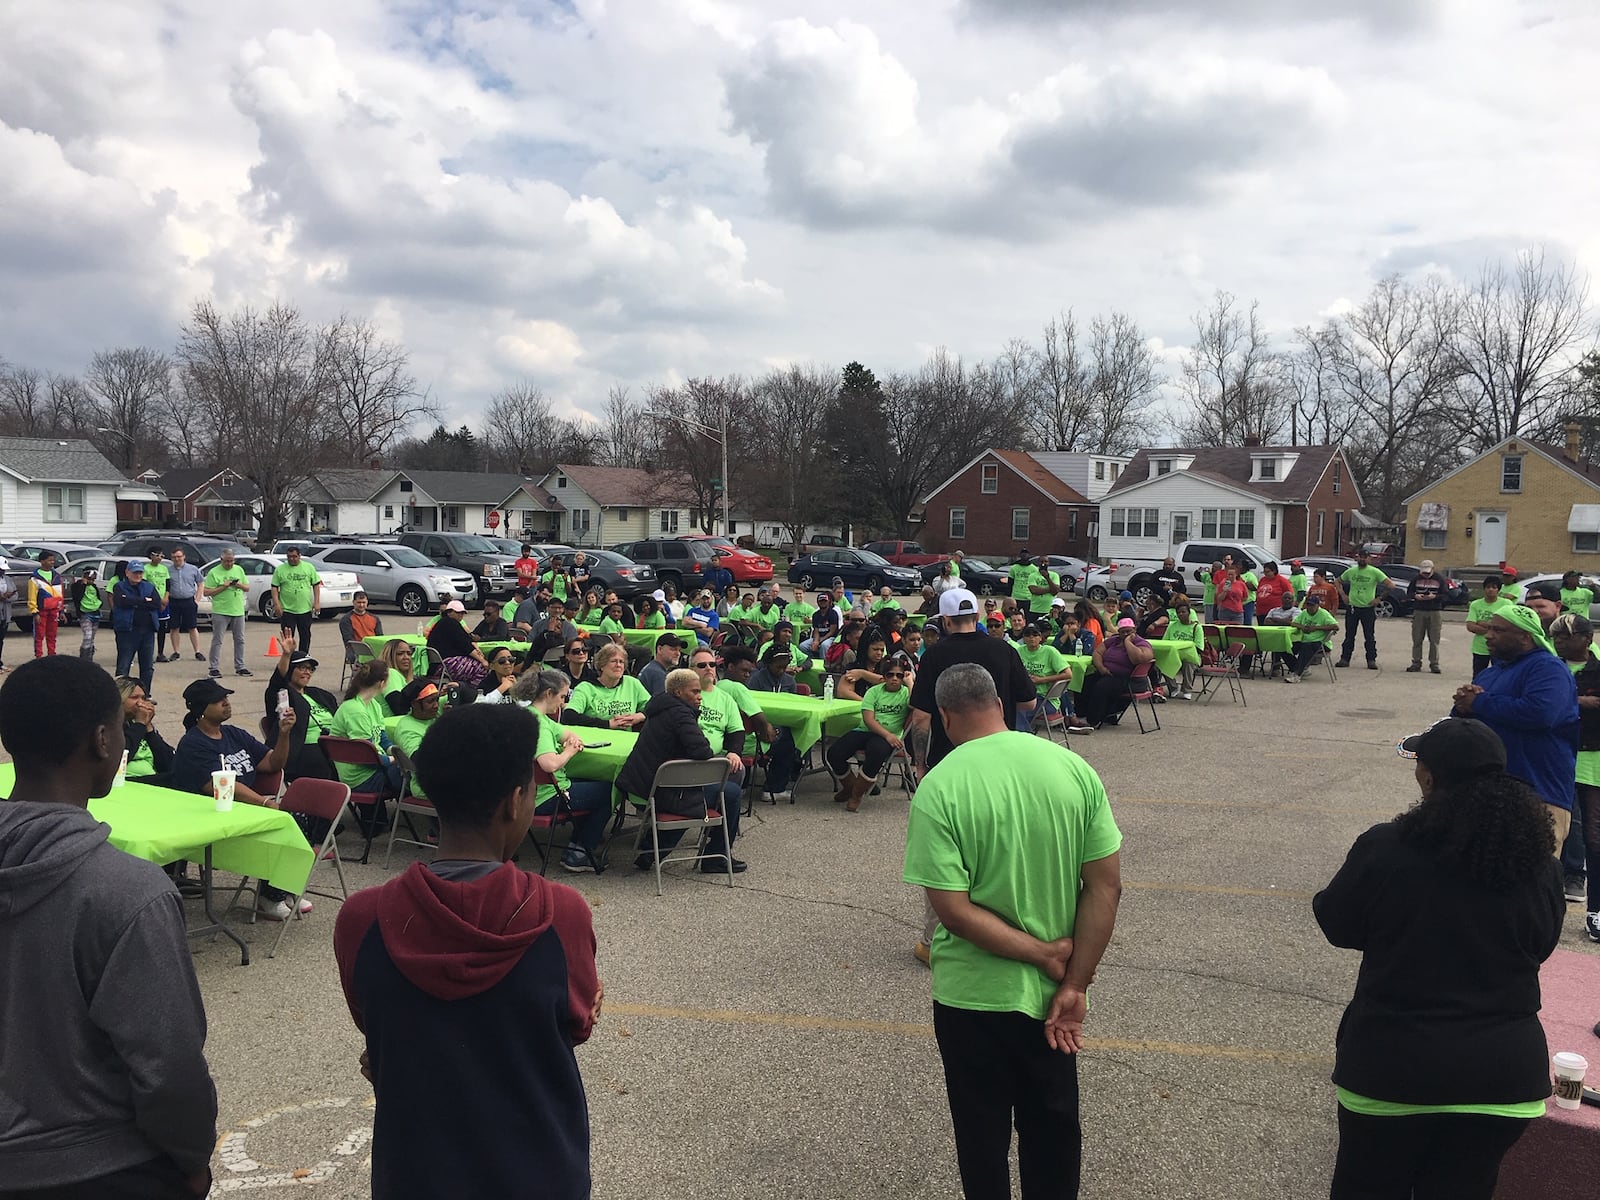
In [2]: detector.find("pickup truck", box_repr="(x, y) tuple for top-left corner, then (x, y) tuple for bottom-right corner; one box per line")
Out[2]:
(395, 532), (519, 603)
(1084, 539), (1279, 604)
(861, 539), (948, 569)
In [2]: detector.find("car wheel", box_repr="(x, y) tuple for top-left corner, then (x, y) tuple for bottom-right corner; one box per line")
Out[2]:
(798, 573), (816, 589)
(258, 594), (278, 621)
(1374, 597), (1397, 619)
(1062, 575), (1077, 593)
(1087, 585), (1108, 602)
(864, 574), (882, 592)
(978, 581), (996, 596)
(658, 571), (682, 591)
(1130, 578), (1157, 607)
(398, 585), (427, 617)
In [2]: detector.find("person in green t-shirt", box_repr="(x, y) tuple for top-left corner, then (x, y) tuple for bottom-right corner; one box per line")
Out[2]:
(1283, 594), (1341, 682)
(1559, 571), (1594, 618)
(1240, 567), (1259, 624)
(726, 593), (760, 633)
(271, 546), (323, 654)
(202, 548), (251, 676)
(1289, 560), (1309, 603)
(328, 661), (404, 794)
(1008, 553), (1048, 609)
(568, 642), (649, 730)
(525, 668), (615, 872)
(685, 647), (748, 869)
(721, 645), (802, 800)
(902, 663), (1121, 1192)
(784, 586), (817, 630)
(826, 656), (912, 810)
(1164, 594), (1205, 698)
(389, 678), (443, 797)
(1337, 551), (1393, 668)
(1015, 626), (1071, 728)
(1465, 575), (1514, 676)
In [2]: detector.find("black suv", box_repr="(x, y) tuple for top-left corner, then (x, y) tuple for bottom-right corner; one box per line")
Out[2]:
(99, 533), (250, 563)
(610, 538), (719, 590)
(395, 532), (519, 603)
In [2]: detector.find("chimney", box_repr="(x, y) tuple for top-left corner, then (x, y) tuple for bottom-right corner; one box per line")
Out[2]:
(1243, 433), (1263, 447)
(1565, 421), (1581, 463)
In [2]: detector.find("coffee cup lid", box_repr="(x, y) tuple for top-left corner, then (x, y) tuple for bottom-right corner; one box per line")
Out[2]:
(1553, 1051), (1589, 1071)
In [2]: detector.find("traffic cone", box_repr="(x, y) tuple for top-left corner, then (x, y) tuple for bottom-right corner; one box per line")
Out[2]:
(264, 635), (281, 658)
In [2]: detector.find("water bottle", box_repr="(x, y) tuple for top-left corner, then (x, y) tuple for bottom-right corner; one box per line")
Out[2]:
(823, 675), (834, 701)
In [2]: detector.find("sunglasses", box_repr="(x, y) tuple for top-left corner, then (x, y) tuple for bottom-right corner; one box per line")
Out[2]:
(492, 656), (513, 665)
(568, 648), (588, 655)
(884, 671), (906, 679)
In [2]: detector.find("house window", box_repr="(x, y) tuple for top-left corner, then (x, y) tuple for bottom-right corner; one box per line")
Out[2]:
(1011, 508), (1030, 541)
(1201, 508), (1218, 538)
(1237, 509), (1255, 539)
(1332, 461), (1342, 494)
(659, 510), (679, 533)
(1501, 455), (1523, 493)
(981, 463), (999, 494)
(617, 507), (629, 522)
(949, 507), (967, 539)
(383, 505), (394, 518)
(1269, 509), (1279, 539)
(1258, 459), (1277, 480)
(1422, 529), (1448, 550)
(399, 480), (413, 492)
(557, 475), (567, 488)
(1095, 462), (1106, 481)
(45, 485), (86, 524)
(1316, 510), (1326, 544)
(571, 508), (591, 534)
(1219, 510), (1236, 538)
(1156, 459), (1172, 475)
(1068, 510), (1078, 539)
(1111, 463), (1120, 478)
(1141, 508), (1159, 537)
(1088, 520), (1099, 539)
(1574, 532), (1599, 553)
(1109, 508), (1126, 537)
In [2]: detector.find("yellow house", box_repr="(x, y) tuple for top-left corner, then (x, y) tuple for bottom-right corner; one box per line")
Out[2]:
(1404, 424), (1600, 571)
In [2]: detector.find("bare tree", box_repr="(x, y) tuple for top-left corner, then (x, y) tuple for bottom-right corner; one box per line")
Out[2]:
(85, 347), (171, 469)
(158, 375), (207, 468)
(46, 373), (100, 437)
(1447, 248), (1593, 450)
(745, 365), (841, 554)
(1027, 313), (1096, 451)
(481, 380), (555, 474)
(321, 317), (433, 464)
(646, 376), (746, 533)
(0, 365), (48, 436)
(175, 299), (333, 542)
(1173, 292), (1289, 446)
(598, 385), (657, 469)
(1087, 311), (1160, 453)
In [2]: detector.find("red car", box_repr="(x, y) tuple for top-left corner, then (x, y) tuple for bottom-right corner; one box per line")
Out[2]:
(676, 535), (774, 583)
(862, 539), (948, 568)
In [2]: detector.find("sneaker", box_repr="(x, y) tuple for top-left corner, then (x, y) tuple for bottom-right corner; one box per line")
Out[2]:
(195, 653), (205, 662)
(1430, 666), (1441, 674)
(1065, 724), (1094, 736)
(208, 668), (221, 677)
(1366, 662), (1378, 670)
(255, 897), (312, 921)
(1587, 912), (1600, 944)
(560, 851), (597, 874)
(1335, 659), (1350, 668)
(1285, 674), (1300, 683)
(1178, 691), (1197, 701)
(913, 941), (931, 967)
(235, 668), (252, 676)
(1405, 665), (1422, 673)
(767, 788), (794, 801)
(1565, 873), (1587, 904)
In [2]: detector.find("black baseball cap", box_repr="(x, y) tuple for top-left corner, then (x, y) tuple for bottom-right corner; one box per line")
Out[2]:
(1399, 718), (1506, 776)
(658, 633), (685, 649)
(183, 678), (233, 711)
(1523, 580), (1562, 603)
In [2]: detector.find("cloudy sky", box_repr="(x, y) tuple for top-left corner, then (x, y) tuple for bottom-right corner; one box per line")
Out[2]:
(3, 0), (1597, 430)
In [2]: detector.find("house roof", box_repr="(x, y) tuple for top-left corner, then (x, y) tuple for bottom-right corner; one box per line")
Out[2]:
(154, 467), (228, 499)
(306, 469), (394, 503)
(1403, 436), (1600, 505)
(543, 463), (698, 508)
(498, 482), (565, 512)
(378, 470), (545, 505)
(1106, 444), (1349, 505)
(920, 447), (1093, 506)
(0, 437), (127, 485)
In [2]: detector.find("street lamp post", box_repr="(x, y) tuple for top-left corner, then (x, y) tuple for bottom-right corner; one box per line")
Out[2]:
(648, 407), (730, 538)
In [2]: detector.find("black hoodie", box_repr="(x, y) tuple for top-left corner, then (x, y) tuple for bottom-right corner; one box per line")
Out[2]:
(0, 800), (217, 1189)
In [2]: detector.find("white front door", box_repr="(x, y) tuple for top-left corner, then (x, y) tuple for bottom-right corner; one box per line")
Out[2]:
(1476, 512), (1507, 565)
(1170, 512), (1191, 547)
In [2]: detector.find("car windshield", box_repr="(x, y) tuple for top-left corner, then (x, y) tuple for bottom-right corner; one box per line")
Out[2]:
(587, 550), (628, 565)
(485, 538), (521, 554)
(384, 547), (435, 568)
(1243, 545), (1273, 563)
(965, 560), (993, 572)
(447, 536), (501, 554)
(855, 549), (891, 566)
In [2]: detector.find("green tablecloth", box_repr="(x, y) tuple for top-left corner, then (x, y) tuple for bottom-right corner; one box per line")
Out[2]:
(1061, 654), (1093, 693)
(362, 633), (521, 657)
(568, 730), (638, 783)
(1147, 638), (1203, 677)
(1205, 625), (1296, 653)
(0, 766), (313, 895)
(754, 693), (862, 752)
(576, 625), (675, 649)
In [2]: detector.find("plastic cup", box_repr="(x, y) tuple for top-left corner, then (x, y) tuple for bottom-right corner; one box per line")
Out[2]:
(1553, 1052), (1588, 1109)
(211, 769), (236, 813)
(113, 750), (128, 788)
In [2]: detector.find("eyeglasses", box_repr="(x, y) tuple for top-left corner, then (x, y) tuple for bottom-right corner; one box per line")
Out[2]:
(693, 660), (716, 669)
(568, 648), (588, 656)
(559, 693), (572, 703)
(492, 656), (513, 665)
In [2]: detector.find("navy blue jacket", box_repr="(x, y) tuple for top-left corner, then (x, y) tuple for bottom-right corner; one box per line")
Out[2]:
(1468, 647), (1579, 811)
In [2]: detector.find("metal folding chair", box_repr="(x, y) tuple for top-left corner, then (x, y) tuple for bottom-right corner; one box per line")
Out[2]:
(1196, 641), (1248, 705)
(1030, 679), (1073, 744)
(382, 744), (436, 868)
(1123, 671), (1162, 734)
(264, 778), (354, 958)
(340, 638), (375, 689)
(318, 736), (399, 864)
(633, 758), (733, 895)
(1224, 625), (1265, 678)
(525, 762), (578, 875)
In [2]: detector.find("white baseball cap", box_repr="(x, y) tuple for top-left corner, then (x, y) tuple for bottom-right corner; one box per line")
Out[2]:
(938, 588), (980, 618)
(651, 589), (666, 601)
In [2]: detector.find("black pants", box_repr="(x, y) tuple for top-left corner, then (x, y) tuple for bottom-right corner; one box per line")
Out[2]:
(1330, 1106), (1528, 1200)
(1581, 781), (1600, 911)
(1472, 652), (1490, 677)
(1078, 674), (1134, 728)
(826, 728), (895, 778)
(1290, 641), (1329, 676)
(0, 1155), (194, 1199)
(1340, 606), (1378, 663)
(933, 1002), (1081, 1200)
(280, 610), (314, 655)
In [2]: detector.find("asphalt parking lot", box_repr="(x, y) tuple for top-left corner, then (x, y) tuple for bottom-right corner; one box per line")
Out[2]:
(6, 614), (1597, 1198)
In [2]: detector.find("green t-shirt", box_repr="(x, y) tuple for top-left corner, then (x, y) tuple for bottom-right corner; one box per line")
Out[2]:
(203, 564), (248, 618)
(599, 617), (625, 635)
(1202, 574), (1216, 605)
(1340, 565), (1387, 609)
(1029, 572), (1058, 615)
(329, 695), (388, 787)
(784, 602), (817, 627)
(1336, 1087), (1543, 1120)
(1502, 581), (1523, 603)
(384, 668), (411, 700)
(1467, 596), (1514, 657)
(948, 560), (961, 578)
(1008, 562), (1041, 603)
(1165, 612), (1205, 648)
(860, 682), (910, 736)
(1241, 570), (1258, 603)
(716, 679), (766, 754)
(754, 604), (782, 630)
(727, 604), (759, 625)
(126, 735), (157, 778)
(640, 611), (666, 629)
(303, 695), (335, 746)
(542, 571), (569, 602)
(534, 709), (569, 803)
(569, 675), (650, 721)
(1015, 643), (1068, 698)
(391, 712), (434, 797)
(697, 683), (745, 754)
(903, 732), (1122, 1019)
(142, 561), (170, 601)
(1289, 570), (1308, 600)
(1293, 607), (1340, 645)
(1561, 586), (1594, 616)
(272, 561), (321, 614)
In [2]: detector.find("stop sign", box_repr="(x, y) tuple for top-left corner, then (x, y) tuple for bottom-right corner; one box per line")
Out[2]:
(487, 511), (501, 529)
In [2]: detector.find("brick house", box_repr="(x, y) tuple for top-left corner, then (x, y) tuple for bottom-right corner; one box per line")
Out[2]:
(1099, 442), (1361, 561)
(1403, 424), (1600, 570)
(918, 449), (1100, 559)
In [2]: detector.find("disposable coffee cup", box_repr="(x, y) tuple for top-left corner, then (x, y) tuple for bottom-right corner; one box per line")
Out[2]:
(1553, 1051), (1588, 1109)
(211, 769), (237, 812)
(113, 750), (128, 788)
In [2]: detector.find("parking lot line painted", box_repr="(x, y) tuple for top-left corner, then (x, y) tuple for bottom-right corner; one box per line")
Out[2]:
(605, 1002), (1333, 1066)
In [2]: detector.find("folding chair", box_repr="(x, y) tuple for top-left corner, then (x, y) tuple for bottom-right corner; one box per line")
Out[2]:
(1196, 641), (1248, 705)
(340, 638), (375, 689)
(525, 762), (578, 875)
(1030, 679), (1073, 744)
(1123, 670), (1162, 734)
(633, 758), (733, 895)
(318, 736), (400, 864)
(740, 714), (780, 814)
(382, 744), (436, 869)
(1297, 639), (1338, 683)
(1224, 626), (1265, 678)
(263, 778), (354, 957)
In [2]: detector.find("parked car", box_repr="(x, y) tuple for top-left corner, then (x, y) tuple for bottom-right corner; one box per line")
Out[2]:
(787, 547), (921, 593)
(802, 534), (848, 554)
(916, 557), (1013, 595)
(1294, 555), (1356, 582)
(195, 553), (361, 622)
(307, 543), (477, 617)
(96, 532), (251, 564)
(7, 542), (105, 564)
(394, 532), (519, 603)
(1372, 563), (1470, 619)
(1504, 572), (1600, 622)
(569, 548), (657, 600)
(1090, 540), (1280, 604)
(861, 540), (947, 568)
(675, 534), (775, 583)
(611, 538), (721, 591)
(992, 554), (1093, 595)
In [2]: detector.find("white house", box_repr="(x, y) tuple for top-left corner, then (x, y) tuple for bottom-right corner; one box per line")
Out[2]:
(536, 464), (701, 548)
(0, 436), (127, 542)
(288, 469), (395, 534)
(1029, 452), (1134, 502)
(362, 470), (555, 537)
(1098, 443), (1360, 561)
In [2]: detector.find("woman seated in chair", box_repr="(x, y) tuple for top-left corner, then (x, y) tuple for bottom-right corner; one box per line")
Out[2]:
(472, 645), (523, 704)
(554, 637), (599, 691)
(637, 594), (669, 629)
(377, 638), (419, 704)
(824, 654), (911, 811)
(525, 668), (619, 873)
(425, 600), (489, 689)
(566, 642), (648, 731)
(836, 629), (889, 700)
(264, 633), (339, 782)
(328, 660), (404, 798)
(1071, 617), (1155, 734)
(118, 675), (176, 787)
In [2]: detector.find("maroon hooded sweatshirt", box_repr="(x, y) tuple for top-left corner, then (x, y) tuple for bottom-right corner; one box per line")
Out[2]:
(334, 860), (598, 1199)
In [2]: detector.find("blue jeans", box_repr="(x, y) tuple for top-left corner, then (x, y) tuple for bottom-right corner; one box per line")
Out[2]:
(351, 759), (404, 796)
(1562, 786), (1587, 877)
(1242, 601), (1256, 625)
(539, 778), (614, 854)
(114, 629), (156, 693)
